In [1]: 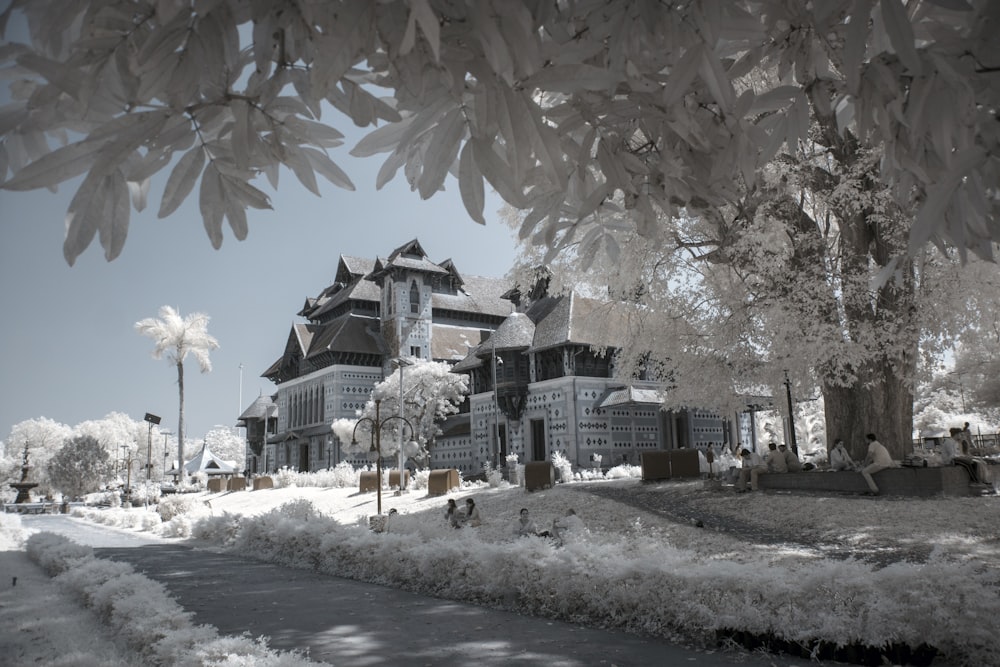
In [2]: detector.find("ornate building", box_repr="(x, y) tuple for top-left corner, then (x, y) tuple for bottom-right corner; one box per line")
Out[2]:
(247, 239), (734, 476)
(252, 239), (511, 474)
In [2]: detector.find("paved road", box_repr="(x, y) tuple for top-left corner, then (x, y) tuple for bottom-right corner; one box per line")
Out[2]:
(23, 516), (801, 666)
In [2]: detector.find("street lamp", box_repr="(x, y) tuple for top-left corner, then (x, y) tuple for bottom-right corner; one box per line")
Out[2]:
(143, 413), (161, 509)
(392, 356), (414, 492)
(783, 371), (798, 454)
(493, 354), (504, 468)
(947, 371), (968, 413)
(351, 399), (417, 516)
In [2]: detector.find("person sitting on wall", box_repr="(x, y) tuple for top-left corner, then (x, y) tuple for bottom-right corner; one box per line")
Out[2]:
(828, 439), (855, 471)
(940, 429), (961, 466)
(749, 442), (788, 491)
(735, 448), (762, 492)
(779, 443), (802, 472)
(860, 433), (894, 496)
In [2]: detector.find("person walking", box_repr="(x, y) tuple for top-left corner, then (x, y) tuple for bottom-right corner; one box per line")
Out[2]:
(860, 433), (893, 495)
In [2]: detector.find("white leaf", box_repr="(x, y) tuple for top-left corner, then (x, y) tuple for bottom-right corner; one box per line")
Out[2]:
(351, 115), (416, 157)
(879, 0), (921, 75)
(159, 147), (205, 218)
(663, 45), (703, 107)
(375, 150), (406, 190)
(2, 140), (103, 191)
(128, 177), (150, 212)
(698, 48), (735, 110)
(303, 147), (355, 191)
(284, 146), (319, 195)
(100, 171), (130, 261)
(199, 164), (225, 249)
(527, 65), (621, 93)
(412, 0), (441, 61)
(63, 170), (105, 266)
(418, 106), (464, 199)
(844, 0), (874, 94)
(748, 86), (801, 114)
(458, 140), (485, 224)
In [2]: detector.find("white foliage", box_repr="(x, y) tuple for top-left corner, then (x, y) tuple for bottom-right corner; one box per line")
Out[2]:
(0, 1), (994, 264)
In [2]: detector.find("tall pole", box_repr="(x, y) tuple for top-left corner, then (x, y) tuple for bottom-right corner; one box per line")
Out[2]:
(491, 338), (502, 469)
(784, 371), (798, 454)
(238, 363), (244, 436)
(161, 431), (172, 481)
(397, 359), (407, 492)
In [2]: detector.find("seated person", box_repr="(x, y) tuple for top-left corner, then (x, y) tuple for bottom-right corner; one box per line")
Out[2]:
(940, 429), (961, 466)
(735, 448), (762, 492)
(515, 508), (540, 537)
(828, 439), (855, 471)
(779, 443), (802, 472)
(551, 508), (584, 543)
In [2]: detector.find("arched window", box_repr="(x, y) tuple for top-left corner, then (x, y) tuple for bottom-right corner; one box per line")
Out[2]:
(409, 280), (419, 314)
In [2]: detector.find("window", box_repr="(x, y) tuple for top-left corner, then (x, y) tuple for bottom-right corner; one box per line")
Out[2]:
(409, 280), (419, 314)
(410, 345), (421, 359)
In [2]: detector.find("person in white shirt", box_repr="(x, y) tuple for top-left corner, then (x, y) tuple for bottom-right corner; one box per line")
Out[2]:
(861, 433), (893, 495)
(779, 444), (802, 472)
(939, 429), (960, 465)
(736, 448), (762, 492)
(514, 508), (540, 537)
(748, 442), (786, 491)
(829, 439), (855, 471)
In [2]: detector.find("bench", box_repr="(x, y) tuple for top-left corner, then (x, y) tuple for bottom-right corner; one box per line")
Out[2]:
(524, 462), (555, 491)
(227, 477), (247, 491)
(427, 469), (459, 496)
(359, 471), (379, 493)
(756, 466), (972, 497)
(252, 476), (274, 491)
(3, 502), (58, 514)
(388, 470), (410, 489)
(640, 449), (701, 481)
(206, 478), (226, 493)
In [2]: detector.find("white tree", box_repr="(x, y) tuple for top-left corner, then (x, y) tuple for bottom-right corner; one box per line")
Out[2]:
(135, 306), (219, 481)
(0, 1), (995, 266)
(202, 425), (245, 466)
(335, 359), (468, 464)
(0, 417), (73, 492)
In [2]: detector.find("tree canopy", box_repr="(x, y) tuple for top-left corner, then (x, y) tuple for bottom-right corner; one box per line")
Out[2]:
(1, 0), (996, 265)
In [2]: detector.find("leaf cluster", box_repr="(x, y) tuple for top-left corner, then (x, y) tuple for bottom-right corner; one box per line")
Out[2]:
(0, 0), (995, 265)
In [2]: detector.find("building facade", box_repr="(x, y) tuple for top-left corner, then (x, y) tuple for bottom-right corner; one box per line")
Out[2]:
(246, 239), (736, 477)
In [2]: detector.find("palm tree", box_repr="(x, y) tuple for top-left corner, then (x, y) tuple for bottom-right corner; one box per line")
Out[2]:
(135, 306), (219, 482)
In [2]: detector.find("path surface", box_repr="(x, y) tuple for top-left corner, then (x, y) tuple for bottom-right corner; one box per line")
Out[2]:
(24, 515), (803, 667)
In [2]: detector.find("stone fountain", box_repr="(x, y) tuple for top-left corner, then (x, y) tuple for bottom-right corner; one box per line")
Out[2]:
(9, 445), (39, 504)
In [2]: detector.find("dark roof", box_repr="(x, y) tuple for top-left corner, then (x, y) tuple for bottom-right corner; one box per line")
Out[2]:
(528, 293), (623, 352)
(238, 394), (277, 421)
(306, 314), (384, 358)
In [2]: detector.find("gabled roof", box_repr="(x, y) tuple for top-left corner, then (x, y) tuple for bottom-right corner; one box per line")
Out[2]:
(528, 292), (622, 353)
(450, 313), (534, 371)
(306, 314), (384, 358)
(237, 394), (278, 422)
(430, 324), (489, 362)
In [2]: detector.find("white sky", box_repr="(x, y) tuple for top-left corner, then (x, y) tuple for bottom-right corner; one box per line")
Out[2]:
(0, 119), (518, 441)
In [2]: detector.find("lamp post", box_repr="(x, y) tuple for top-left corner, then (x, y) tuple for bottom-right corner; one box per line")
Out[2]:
(492, 354), (504, 468)
(782, 371), (798, 454)
(351, 399), (417, 516)
(392, 357), (413, 492)
(143, 413), (161, 509)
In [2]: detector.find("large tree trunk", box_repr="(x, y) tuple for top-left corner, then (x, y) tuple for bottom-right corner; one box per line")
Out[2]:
(823, 368), (914, 463)
(177, 360), (185, 483)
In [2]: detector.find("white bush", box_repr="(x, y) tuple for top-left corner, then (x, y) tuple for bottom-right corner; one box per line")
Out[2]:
(25, 532), (320, 666)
